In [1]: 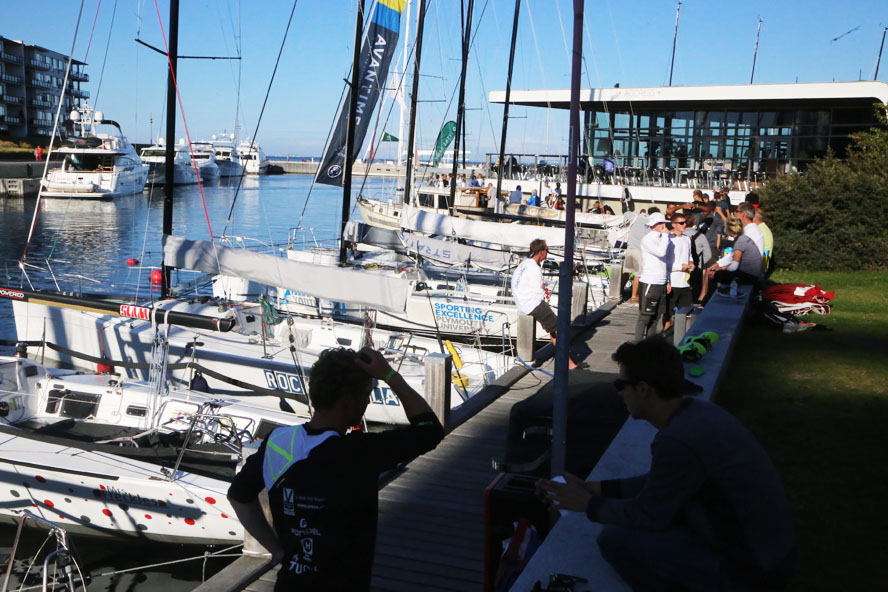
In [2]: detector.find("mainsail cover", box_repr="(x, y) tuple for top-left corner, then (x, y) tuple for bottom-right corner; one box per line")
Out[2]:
(398, 231), (518, 271)
(400, 205), (568, 251)
(162, 235), (410, 313)
(315, 0), (406, 186)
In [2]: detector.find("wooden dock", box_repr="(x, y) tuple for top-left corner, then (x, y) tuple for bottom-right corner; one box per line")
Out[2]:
(196, 300), (641, 592)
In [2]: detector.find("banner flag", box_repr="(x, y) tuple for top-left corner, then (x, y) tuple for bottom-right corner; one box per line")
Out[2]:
(381, 131), (399, 141)
(315, 0), (407, 186)
(431, 121), (457, 167)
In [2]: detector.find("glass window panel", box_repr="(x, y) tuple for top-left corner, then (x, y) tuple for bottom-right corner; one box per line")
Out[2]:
(614, 113), (630, 128)
(832, 108), (873, 125)
(595, 111), (610, 128)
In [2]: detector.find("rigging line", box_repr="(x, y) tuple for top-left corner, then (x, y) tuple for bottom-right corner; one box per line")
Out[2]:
(522, 0), (554, 149)
(152, 0), (215, 243)
(21, 0), (87, 262)
(222, 0), (301, 237)
(92, 0), (120, 109)
(83, 0), (103, 62)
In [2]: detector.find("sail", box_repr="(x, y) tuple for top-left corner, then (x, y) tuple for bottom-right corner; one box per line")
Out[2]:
(431, 121), (456, 167)
(400, 205), (568, 251)
(315, 0), (407, 186)
(397, 232), (518, 271)
(162, 235), (410, 312)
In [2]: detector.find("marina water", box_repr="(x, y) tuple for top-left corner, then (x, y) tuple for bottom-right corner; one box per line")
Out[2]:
(0, 173), (395, 589)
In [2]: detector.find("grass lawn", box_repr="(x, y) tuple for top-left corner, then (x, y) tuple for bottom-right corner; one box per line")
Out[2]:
(717, 270), (888, 591)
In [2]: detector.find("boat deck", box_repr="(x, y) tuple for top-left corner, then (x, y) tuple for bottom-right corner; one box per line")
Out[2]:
(196, 300), (640, 592)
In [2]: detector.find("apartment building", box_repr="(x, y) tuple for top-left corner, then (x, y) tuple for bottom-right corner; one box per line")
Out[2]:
(1, 35), (88, 137)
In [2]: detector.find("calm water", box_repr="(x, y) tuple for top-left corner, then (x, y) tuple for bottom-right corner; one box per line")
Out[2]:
(0, 173), (396, 589)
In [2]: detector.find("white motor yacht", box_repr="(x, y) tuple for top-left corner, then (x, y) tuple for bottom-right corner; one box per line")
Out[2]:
(140, 138), (199, 186)
(237, 139), (270, 175)
(190, 141), (221, 182)
(207, 133), (244, 178)
(40, 105), (149, 199)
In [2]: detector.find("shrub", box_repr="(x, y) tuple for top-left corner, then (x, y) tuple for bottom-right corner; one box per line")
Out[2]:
(759, 105), (888, 271)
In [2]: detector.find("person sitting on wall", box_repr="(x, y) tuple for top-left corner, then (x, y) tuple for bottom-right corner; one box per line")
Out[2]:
(538, 337), (798, 592)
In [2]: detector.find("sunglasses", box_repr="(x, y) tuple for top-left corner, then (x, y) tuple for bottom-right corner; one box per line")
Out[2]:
(613, 378), (633, 391)
(673, 221), (687, 226)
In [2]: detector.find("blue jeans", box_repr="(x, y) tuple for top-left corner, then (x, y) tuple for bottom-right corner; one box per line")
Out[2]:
(598, 524), (748, 592)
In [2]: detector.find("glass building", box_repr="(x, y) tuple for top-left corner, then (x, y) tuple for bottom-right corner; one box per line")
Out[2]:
(490, 82), (888, 183)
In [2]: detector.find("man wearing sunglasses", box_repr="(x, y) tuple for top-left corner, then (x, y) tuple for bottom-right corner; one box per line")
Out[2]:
(663, 213), (694, 330)
(538, 338), (797, 591)
(635, 212), (672, 341)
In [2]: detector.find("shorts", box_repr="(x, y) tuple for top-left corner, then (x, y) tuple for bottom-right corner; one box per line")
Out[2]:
(530, 301), (558, 335)
(623, 248), (642, 274)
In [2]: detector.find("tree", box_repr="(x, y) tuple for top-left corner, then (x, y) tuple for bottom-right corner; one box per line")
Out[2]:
(760, 105), (888, 271)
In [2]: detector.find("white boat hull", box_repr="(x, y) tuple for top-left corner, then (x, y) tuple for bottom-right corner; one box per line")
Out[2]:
(41, 167), (149, 199)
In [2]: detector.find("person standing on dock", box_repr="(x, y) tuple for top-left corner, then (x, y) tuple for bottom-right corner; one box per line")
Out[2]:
(538, 338), (798, 591)
(634, 213), (672, 341)
(512, 239), (578, 370)
(227, 347), (445, 591)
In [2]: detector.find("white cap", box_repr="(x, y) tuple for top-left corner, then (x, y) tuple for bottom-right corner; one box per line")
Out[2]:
(646, 212), (667, 227)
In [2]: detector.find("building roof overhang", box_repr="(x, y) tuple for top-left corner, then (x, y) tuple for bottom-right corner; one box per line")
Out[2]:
(489, 81), (888, 111)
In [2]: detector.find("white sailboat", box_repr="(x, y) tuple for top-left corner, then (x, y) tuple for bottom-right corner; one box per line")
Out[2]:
(0, 352), (301, 544)
(40, 105), (149, 199)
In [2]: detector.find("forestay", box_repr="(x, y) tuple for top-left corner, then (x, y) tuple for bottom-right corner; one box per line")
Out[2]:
(162, 235), (411, 312)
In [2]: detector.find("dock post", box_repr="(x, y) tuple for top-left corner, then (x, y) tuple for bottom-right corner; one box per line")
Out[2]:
(517, 314), (536, 363)
(672, 305), (698, 345)
(424, 353), (452, 430)
(571, 282), (588, 322)
(607, 261), (623, 300)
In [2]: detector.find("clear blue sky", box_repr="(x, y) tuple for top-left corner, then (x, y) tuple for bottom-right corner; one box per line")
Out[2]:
(2, 0), (885, 158)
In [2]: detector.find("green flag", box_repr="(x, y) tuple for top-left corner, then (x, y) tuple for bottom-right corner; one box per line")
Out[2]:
(431, 121), (457, 167)
(381, 131), (399, 142)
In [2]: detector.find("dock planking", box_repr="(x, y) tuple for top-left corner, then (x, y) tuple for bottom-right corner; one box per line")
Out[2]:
(202, 300), (641, 592)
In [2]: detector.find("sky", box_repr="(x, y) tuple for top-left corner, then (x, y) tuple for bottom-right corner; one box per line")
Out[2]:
(2, 0), (886, 159)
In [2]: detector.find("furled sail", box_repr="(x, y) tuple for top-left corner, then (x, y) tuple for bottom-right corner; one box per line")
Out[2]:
(397, 231), (518, 271)
(315, 0), (407, 186)
(400, 205), (568, 251)
(162, 235), (410, 312)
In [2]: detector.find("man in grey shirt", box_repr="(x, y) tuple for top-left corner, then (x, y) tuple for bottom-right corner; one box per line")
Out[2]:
(539, 338), (797, 590)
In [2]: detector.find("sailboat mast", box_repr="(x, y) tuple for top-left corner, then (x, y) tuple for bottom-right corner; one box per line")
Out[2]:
(396, 0), (412, 167)
(495, 0), (521, 202)
(161, 0), (180, 299)
(404, 0), (428, 208)
(552, 0), (584, 476)
(340, 0), (366, 266)
(449, 0), (474, 209)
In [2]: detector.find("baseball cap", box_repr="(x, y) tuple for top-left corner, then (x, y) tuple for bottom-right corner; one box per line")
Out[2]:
(645, 212), (667, 227)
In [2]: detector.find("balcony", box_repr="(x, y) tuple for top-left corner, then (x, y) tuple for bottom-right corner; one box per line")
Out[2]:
(70, 88), (90, 99)
(29, 58), (52, 70)
(4, 116), (23, 125)
(30, 98), (52, 108)
(29, 78), (53, 89)
(2, 94), (24, 104)
(1, 51), (23, 64)
(70, 71), (89, 82)
(1, 73), (24, 84)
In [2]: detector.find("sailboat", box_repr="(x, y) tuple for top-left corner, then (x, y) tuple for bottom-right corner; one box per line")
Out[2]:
(0, 349), (299, 544)
(5, 0), (515, 426)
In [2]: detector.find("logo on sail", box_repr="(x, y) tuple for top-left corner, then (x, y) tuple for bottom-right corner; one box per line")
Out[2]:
(120, 305), (152, 320)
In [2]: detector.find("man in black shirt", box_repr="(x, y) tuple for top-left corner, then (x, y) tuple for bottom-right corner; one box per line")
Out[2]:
(227, 347), (445, 590)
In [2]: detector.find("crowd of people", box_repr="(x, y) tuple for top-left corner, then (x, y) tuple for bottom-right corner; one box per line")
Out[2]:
(622, 187), (773, 340)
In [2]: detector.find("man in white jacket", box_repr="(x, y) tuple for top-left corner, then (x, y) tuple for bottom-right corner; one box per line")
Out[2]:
(634, 213), (672, 341)
(511, 239), (578, 369)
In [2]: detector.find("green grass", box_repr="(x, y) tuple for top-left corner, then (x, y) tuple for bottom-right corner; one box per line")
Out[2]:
(717, 270), (888, 591)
